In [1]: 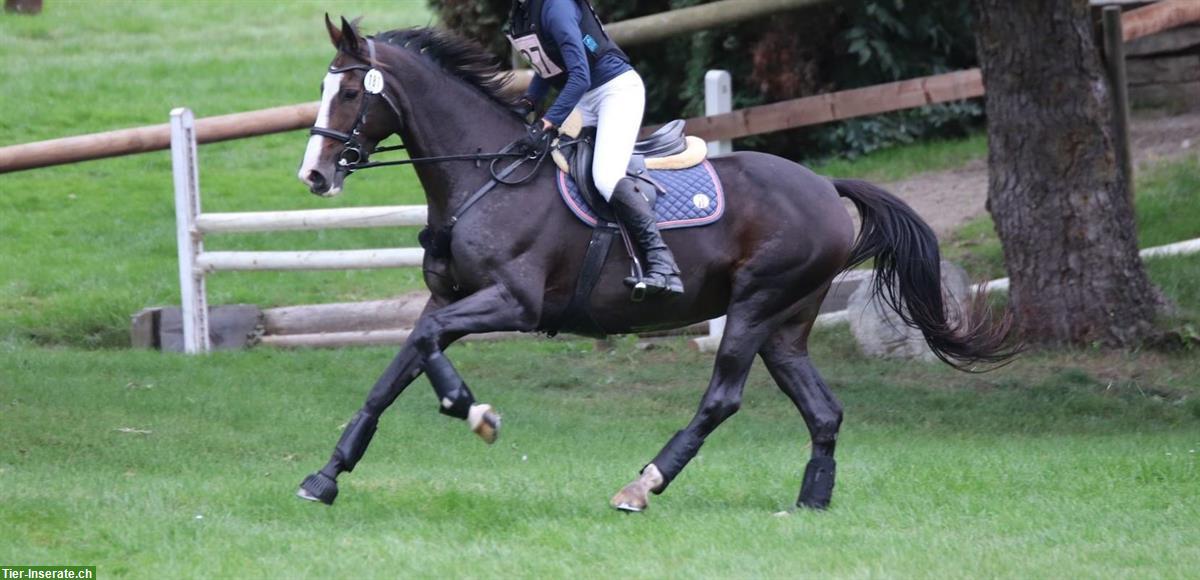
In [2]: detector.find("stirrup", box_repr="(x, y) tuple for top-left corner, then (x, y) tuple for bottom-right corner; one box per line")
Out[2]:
(624, 273), (683, 300)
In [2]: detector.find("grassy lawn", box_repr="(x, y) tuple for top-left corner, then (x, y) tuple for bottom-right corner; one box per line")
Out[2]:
(3, 3), (1200, 577)
(809, 132), (987, 182)
(2, 335), (1198, 577)
(1, 1), (433, 348)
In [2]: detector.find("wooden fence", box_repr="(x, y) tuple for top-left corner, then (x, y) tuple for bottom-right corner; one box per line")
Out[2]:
(168, 108), (427, 353)
(0, 0), (827, 174)
(3, 0), (1196, 175)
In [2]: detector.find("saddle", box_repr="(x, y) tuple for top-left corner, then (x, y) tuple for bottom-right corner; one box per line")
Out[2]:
(545, 113), (724, 336)
(552, 113), (709, 224)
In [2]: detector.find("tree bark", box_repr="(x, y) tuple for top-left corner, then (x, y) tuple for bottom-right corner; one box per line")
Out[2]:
(5, 0), (42, 14)
(971, 0), (1159, 347)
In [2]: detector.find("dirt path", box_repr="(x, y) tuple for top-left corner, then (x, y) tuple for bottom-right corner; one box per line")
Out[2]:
(881, 112), (1200, 237)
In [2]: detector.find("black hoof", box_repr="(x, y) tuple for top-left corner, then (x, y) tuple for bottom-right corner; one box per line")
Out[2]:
(796, 457), (836, 510)
(297, 471), (339, 505)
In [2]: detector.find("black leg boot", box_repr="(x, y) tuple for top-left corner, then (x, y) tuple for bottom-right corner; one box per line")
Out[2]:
(610, 178), (684, 296)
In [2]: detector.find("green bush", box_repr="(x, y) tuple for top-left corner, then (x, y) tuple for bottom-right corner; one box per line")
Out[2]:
(427, 0), (982, 160)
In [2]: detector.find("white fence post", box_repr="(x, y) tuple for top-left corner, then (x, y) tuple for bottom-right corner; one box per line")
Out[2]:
(696, 70), (733, 352)
(170, 108), (210, 354)
(704, 70), (733, 156)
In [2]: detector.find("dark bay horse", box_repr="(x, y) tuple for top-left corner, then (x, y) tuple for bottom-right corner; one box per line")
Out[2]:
(295, 17), (1013, 512)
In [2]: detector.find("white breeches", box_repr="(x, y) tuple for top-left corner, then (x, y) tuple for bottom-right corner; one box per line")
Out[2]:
(575, 70), (646, 201)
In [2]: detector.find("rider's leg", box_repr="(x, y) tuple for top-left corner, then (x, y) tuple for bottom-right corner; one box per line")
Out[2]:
(610, 179), (683, 295)
(589, 70), (683, 295)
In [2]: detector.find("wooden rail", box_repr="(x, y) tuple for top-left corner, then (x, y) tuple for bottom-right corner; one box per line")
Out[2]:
(195, 205), (427, 234)
(608, 0), (830, 47)
(680, 69), (984, 142)
(0, 103), (319, 174)
(196, 249), (424, 273)
(1121, 0), (1200, 42)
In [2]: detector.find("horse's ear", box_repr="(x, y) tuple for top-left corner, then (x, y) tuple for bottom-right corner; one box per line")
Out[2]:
(325, 13), (343, 49)
(339, 16), (361, 54)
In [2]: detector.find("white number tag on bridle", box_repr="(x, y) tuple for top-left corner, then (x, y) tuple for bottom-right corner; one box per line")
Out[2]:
(364, 69), (385, 94)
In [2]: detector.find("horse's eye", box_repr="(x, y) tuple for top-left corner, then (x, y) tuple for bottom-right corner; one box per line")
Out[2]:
(342, 89), (359, 100)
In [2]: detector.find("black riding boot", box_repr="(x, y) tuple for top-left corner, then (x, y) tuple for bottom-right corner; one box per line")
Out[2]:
(610, 178), (684, 296)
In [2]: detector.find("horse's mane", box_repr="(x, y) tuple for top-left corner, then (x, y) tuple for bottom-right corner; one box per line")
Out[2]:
(374, 27), (517, 108)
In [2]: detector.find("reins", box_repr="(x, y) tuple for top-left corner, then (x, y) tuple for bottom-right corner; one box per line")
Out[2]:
(311, 37), (576, 235)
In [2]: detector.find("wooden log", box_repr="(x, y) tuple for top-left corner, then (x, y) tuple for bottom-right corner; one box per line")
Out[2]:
(1122, 0), (1200, 42)
(196, 205), (428, 234)
(156, 305), (264, 352)
(1129, 80), (1200, 109)
(680, 69), (984, 142)
(1127, 55), (1200, 85)
(263, 295), (428, 335)
(130, 308), (160, 350)
(608, 0), (832, 48)
(1126, 25), (1200, 56)
(195, 248), (423, 272)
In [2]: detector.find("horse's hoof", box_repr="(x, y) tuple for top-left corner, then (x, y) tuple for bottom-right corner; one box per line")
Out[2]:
(610, 464), (664, 513)
(297, 471), (338, 505)
(610, 483), (649, 513)
(469, 404), (500, 445)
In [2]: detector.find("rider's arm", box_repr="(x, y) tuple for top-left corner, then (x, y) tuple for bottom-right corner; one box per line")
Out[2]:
(540, 0), (590, 127)
(524, 74), (551, 109)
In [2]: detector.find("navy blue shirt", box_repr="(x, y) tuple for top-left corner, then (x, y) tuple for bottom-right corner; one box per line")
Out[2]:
(522, 0), (632, 126)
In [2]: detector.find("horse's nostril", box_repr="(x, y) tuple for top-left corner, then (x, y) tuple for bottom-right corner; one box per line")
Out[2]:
(308, 170), (328, 190)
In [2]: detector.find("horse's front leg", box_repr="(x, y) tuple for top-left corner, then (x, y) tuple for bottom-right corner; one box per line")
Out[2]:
(297, 284), (539, 505)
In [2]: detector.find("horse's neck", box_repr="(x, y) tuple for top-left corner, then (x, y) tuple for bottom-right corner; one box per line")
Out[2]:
(392, 62), (524, 226)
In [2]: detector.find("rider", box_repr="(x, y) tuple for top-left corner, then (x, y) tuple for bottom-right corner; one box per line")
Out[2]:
(507, 0), (684, 296)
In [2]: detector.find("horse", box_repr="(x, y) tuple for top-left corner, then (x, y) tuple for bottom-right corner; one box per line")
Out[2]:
(294, 16), (1014, 512)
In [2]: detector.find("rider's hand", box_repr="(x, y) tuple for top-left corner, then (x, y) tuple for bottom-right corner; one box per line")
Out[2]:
(521, 119), (557, 156)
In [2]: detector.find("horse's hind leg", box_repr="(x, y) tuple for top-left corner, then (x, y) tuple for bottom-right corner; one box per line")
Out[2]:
(759, 317), (843, 509)
(610, 313), (769, 512)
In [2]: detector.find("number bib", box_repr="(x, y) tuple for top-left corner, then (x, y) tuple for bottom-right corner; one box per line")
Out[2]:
(507, 32), (564, 79)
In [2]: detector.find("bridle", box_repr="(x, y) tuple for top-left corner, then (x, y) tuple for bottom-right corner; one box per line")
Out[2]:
(308, 37), (579, 236)
(308, 38), (560, 184)
(307, 38), (413, 172)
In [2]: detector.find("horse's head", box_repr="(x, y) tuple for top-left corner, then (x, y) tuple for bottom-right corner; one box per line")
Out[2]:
(298, 15), (400, 197)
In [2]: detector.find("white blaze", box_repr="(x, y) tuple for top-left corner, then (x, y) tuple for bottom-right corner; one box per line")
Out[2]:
(298, 72), (345, 187)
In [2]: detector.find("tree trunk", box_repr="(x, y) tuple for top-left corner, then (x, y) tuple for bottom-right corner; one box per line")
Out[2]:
(5, 0), (42, 14)
(971, 0), (1159, 347)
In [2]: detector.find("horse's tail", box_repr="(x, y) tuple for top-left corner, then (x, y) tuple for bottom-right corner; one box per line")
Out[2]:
(833, 178), (1016, 370)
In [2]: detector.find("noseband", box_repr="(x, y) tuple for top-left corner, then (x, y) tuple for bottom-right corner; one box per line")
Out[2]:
(308, 39), (407, 172)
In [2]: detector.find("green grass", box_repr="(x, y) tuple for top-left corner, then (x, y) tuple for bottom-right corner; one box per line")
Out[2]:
(808, 132), (987, 182)
(4, 3), (1200, 577)
(942, 155), (1200, 285)
(1, 1), (433, 348)
(2, 336), (1198, 577)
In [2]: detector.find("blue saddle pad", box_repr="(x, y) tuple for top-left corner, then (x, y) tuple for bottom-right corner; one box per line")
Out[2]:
(556, 161), (725, 230)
